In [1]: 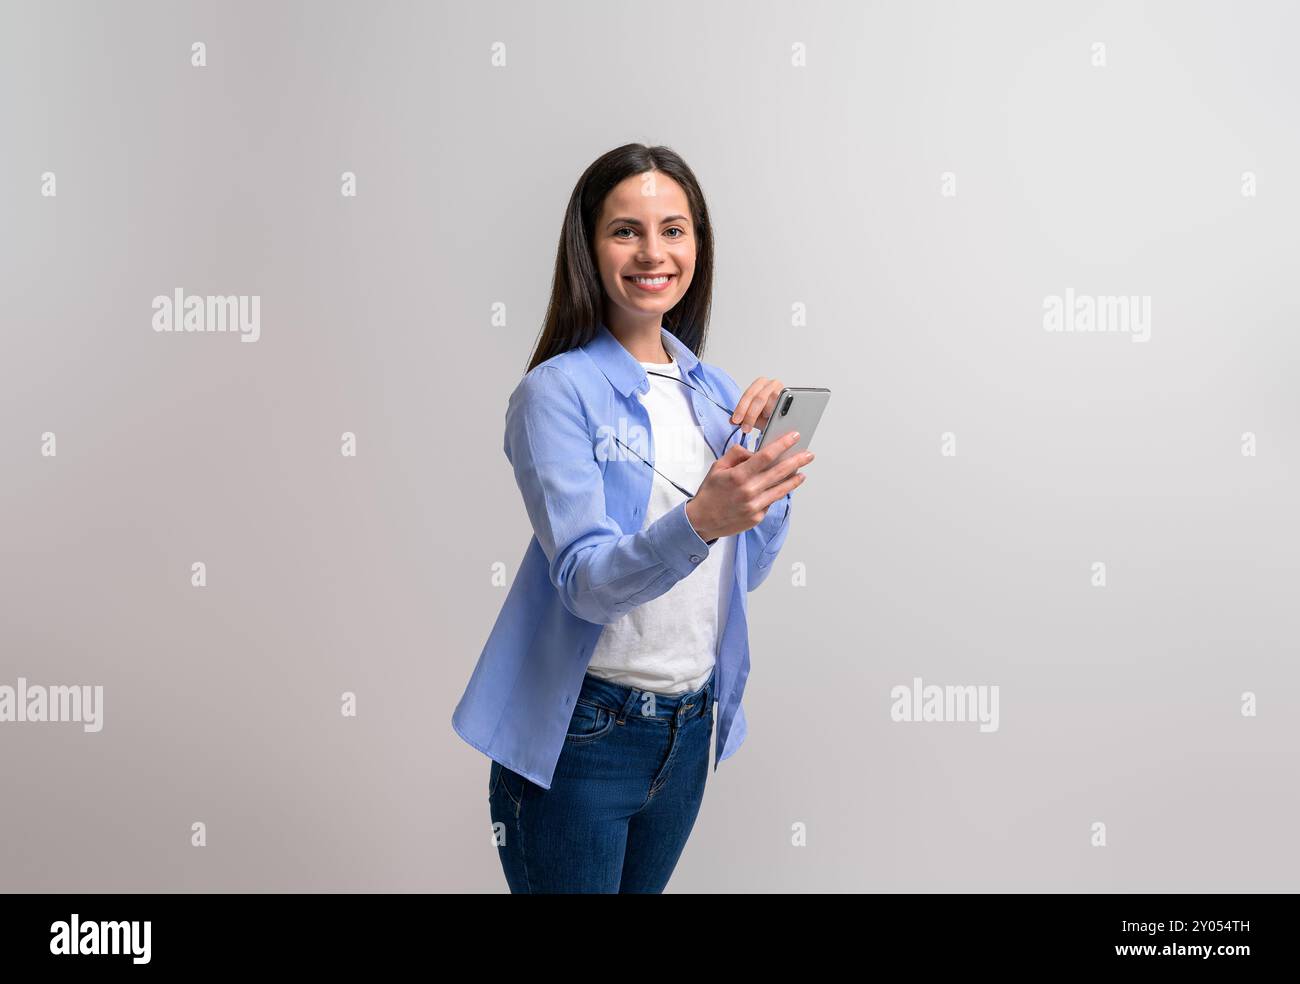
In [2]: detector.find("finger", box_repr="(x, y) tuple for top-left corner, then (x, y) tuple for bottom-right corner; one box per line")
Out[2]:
(757, 448), (813, 488)
(711, 442), (751, 472)
(755, 468), (807, 510)
(719, 442), (751, 465)
(753, 386), (782, 430)
(736, 429), (800, 476)
(729, 379), (768, 431)
(742, 383), (780, 433)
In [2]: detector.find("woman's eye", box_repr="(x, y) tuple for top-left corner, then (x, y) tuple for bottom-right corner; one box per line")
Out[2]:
(615, 226), (686, 239)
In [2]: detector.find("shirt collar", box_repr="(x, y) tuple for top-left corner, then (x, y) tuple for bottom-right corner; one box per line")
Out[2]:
(584, 321), (702, 398)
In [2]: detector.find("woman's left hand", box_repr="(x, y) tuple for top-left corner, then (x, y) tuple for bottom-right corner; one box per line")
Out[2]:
(730, 377), (785, 434)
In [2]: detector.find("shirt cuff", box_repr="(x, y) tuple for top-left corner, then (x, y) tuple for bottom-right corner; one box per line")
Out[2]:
(646, 499), (711, 578)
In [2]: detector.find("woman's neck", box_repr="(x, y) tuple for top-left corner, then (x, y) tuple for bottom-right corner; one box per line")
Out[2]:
(606, 317), (670, 364)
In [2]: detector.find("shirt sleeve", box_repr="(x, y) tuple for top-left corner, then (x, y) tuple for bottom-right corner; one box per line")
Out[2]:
(504, 364), (712, 625)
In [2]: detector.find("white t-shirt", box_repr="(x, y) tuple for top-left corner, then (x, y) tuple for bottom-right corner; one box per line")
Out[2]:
(585, 355), (738, 695)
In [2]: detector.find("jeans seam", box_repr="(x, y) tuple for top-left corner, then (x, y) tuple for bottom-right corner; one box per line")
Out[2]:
(518, 784), (532, 894)
(497, 766), (523, 813)
(644, 721), (682, 804)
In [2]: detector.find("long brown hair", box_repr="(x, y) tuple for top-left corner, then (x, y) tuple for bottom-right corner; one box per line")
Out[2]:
(525, 143), (715, 373)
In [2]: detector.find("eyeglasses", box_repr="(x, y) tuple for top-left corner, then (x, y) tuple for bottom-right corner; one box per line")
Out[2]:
(610, 369), (747, 500)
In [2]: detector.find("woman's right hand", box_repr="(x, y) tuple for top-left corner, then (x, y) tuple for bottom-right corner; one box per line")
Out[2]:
(685, 431), (812, 542)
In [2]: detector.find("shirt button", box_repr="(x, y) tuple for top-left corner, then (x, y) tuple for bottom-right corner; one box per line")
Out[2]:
(689, 555), (702, 564)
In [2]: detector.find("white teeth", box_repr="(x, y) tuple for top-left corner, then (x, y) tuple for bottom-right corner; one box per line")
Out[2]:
(630, 276), (670, 285)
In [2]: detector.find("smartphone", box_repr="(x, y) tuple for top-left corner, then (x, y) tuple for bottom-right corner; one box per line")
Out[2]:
(754, 387), (831, 465)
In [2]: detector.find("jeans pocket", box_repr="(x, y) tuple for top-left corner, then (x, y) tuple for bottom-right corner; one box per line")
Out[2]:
(488, 759), (502, 798)
(564, 699), (615, 743)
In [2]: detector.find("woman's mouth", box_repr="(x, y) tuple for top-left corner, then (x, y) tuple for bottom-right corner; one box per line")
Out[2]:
(624, 274), (676, 294)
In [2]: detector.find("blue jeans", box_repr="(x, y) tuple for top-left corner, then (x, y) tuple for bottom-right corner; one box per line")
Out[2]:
(488, 667), (716, 893)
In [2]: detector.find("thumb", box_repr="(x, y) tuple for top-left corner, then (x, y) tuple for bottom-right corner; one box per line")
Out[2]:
(716, 442), (752, 469)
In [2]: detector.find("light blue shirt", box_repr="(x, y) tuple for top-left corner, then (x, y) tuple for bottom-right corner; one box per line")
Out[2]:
(451, 322), (793, 789)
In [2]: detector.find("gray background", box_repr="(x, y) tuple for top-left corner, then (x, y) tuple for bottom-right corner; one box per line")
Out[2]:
(1, 0), (1295, 892)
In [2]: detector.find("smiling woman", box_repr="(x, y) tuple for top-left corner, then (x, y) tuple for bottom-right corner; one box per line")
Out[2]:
(451, 143), (813, 894)
(528, 151), (715, 371)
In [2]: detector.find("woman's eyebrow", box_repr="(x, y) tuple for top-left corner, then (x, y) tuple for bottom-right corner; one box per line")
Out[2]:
(605, 214), (691, 228)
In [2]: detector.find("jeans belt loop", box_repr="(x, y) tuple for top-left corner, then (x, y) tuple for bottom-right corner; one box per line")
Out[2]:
(617, 687), (639, 725)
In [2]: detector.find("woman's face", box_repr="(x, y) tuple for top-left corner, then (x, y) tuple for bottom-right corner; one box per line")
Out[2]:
(593, 171), (696, 331)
